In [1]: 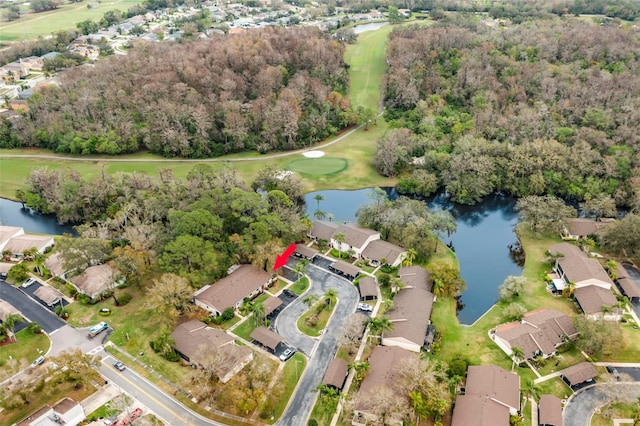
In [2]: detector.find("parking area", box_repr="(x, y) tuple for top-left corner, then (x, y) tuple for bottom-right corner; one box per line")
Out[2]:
(21, 281), (69, 312)
(618, 367), (640, 381)
(0, 280), (65, 333)
(311, 255), (334, 271)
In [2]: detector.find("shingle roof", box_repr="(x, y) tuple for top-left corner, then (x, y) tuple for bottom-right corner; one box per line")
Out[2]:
(384, 287), (434, 347)
(565, 218), (612, 237)
(548, 242), (584, 258)
(45, 252), (67, 276)
(309, 221), (339, 241)
(398, 266), (431, 291)
(34, 285), (64, 306)
(0, 225), (23, 247)
(361, 240), (405, 264)
(465, 365), (520, 410)
(4, 234), (54, 254)
(70, 264), (116, 297)
(250, 326), (283, 351)
(195, 265), (272, 313)
(294, 244), (318, 258)
(263, 296), (283, 316)
(358, 276), (377, 299)
(52, 397), (79, 415)
(334, 223), (379, 249)
(0, 300), (20, 321)
(549, 243), (612, 286)
(331, 260), (360, 278)
(617, 276), (640, 298)
(574, 285), (618, 315)
(495, 309), (577, 359)
(452, 394), (510, 426)
(560, 362), (597, 385)
(538, 394), (563, 426)
(322, 358), (348, 389)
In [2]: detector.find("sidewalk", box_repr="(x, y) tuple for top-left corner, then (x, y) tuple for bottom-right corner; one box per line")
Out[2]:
(81, 383), (121, 415)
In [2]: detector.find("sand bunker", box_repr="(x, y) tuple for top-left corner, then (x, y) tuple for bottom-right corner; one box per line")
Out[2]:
(303, 150), (325, 158)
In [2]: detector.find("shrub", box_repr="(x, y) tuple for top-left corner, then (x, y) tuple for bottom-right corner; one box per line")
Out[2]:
(221, 307), (235, 322)
(7, 262), (29, 283)
(27, 322), (42, 334)
(116, 293), (132, 306)
(380, 264), (397, 274)
(162, 350), (180, 362)
(308, 420), (318, 426)
(65, 283), (78, 297)
(76, 293), (92, 305)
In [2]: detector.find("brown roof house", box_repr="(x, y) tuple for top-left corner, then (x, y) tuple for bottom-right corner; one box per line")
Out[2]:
(70, 264), (119, 299)
(3, 234), (54, 258)
(34, 285), (64, 307)
(332, 223), (380, 259)
(322, 357), (349, 391)
(360, 239), (406, 267)
(352, 346), (419, 425)
(45, 252), (68, 278)
(493, 308), (578, 360)
(250, 326), (284, 352)
(382, 285), (435, 353)
(309, 221), (339, 243)
(263, 296), (283, 317)
(560, 361), (598, 390)
(573, 285), (622, 321)
(549, 243), (612, 290)
(16, 397), (85, 426)
(615, 263), (640, 302)
(294, 243), (318, 260)
(452, 365), (520, 426)
(170, 320), (252, 383)
(538, 394), (563, 426)
(398, 266), (431, 291)
(0, 300), (20, 321)
(194, 265), (275, 316)
(0, 225), (24, 252)
(329, 260), (361, 281)
(358, 276), (378, 301)
(562, 218), (612, 240)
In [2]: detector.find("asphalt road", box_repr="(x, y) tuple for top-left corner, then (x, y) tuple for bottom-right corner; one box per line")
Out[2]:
(0, 280), (65, 333)
(276, 262), (359, 426)
(100, 352), (226, 426)
(564, 383), (640, 426)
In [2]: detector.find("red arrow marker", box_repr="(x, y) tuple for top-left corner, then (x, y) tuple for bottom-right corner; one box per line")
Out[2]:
(273, 243), (297, 270)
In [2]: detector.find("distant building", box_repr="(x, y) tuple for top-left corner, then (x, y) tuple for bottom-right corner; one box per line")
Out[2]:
(562, 218), (612, 240)
(15, 397), (85, 426)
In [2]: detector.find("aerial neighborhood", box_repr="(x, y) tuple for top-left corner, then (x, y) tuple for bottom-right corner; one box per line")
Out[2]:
(2, 0), (640, 425)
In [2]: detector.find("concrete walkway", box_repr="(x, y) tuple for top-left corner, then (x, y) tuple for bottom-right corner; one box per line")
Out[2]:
(81, 383), (122, 415)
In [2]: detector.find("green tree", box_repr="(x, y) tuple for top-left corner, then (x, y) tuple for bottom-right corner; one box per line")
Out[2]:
(314, 194), (324, 210)
(403, 248), (417, 266)
(333, 232), (346, 259)
(580, 194), (617, 220)
(7, 262), (30, 283)
(575, 316), (624, 358)
(388, 6), (404, 23)
(349, 360), (369, 383)
(2, 313), (21, 343)
(367, 316), (393, 343)
(356, 105), (377, 129)
(602, 214), (640, 257)
(427, 263), (466, 297)
(56, 235), (112, 273)
(516, 195), (577, 233)
(160, 235), (218, 282)
(303, 294), (319, 311)
(252, 302), (265, 327)
(498, 276), (527, 300)
(324, 288), (337, 308)
(144, 273), (195, 328)
(511, 346), (525, 370)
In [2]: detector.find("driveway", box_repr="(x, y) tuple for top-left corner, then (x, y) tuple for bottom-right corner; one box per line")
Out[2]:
(276, 262), (359, 425)
(564, 383), (640, 426)
(0, 281), (65, 334)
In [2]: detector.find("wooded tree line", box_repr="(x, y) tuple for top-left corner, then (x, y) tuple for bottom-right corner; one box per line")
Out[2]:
(379, 18), (640, 207)
(5, 27), (353, 157)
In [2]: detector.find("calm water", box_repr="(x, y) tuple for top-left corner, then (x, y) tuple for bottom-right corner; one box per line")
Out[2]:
(0, 198), (76, 235)
(304, 189), (523, 324)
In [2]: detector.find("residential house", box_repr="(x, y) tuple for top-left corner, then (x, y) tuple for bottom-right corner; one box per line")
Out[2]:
(308, 221), (338, 244)
(45, 252), (67, 278)
(549, 243), (612, 289)
(493, 308), (578, 360)
(562, 218), (612, 240)
(263, 296), (283, 317)
(360, 239), (406, 267)
(34, 285), (64, 307)
(0, 299), (20, 321)
(538, 394), (563, 426)
(331, 223), (380, 259)
(614, 263), (640, 302)
(170, 320), (252, 383)
(3, 234), (54, 258)
(357, 276), (377, 301)
(452, 365), (520, 426)
(194, 264), (274, 316)
(15, 397), (85, 426)
(294, 244), (317, 260)
(250, 326), (284, 352)
(20, 56), (44, 71)
(573, 285), (622, 320)
(352, 346), (419, 425)
(398, 266), (431, 291)
(69, 264), (118, 299)
(322, 357), (348, 391)
(0, 225), (24, 252)
(1, 62), (29, 81)
(328, 260), (360, 281)
(559, 361), (597, 390)
(382, 283), (435, 353)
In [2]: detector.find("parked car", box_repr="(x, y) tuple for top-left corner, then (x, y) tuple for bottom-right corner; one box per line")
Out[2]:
(606, 366), (620, 380)
(283, 289), (296, 298)
(279, 348), (295, 361)
(357, 303), (373, 312)
(31, 356), (45, 368)
(113, 361), (126, 371)
(22, 278), (37, 288)
(0, 272), (7, 280)
(88, 321), (109, 337)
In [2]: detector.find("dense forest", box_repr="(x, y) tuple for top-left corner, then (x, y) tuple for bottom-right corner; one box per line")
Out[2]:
(378, 17), (640, 208)
(4, 27), (352, 157)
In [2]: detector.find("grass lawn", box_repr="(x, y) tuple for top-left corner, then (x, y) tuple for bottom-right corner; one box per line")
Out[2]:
(297, 296), (336, 337)
(232, 317), (259, 342)
(0, 329), (50, 381)
(0, 0), (145, 41)
(591, 402), (638, 426)
(269, 279), (288, 294)
(266, 352), (306, 424)
(535, 346), (585, 376)
(285, 157), (348, 175)
(86, 400), (123, 422)
(289, 277), (309, 296)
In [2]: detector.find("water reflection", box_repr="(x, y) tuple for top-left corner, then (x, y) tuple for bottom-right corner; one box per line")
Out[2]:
(0, 198), (76, 235)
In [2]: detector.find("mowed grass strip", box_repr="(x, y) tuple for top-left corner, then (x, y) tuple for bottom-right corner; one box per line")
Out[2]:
(0, 0), (144, 41)
(267, 352), (306, 424)
(0, 328), (50, 381)
(286, 157), (348, 175)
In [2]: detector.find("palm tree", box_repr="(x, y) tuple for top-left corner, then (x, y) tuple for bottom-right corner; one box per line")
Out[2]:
(252, 302), (265, 327)
(333, 232), (346, 259)
(314, 194), (324, 210)
(349, 360), (369, 383)
(293, 259), (309, 280)
(327, 213), (334, 222)
(314, 209), (326, 220)
(367, 317), (393, 343)
(303, 294), (319, 311)
(432, 279), (444, 297)
(511, 346), (525, 370)
(324, 288), (337, 308)
(3, 313), (21, 343)
(402, 248), (418, 267)
(520, 378), (541, 411)
(22, 247), (38, 261)
(33, 252), (46, 276)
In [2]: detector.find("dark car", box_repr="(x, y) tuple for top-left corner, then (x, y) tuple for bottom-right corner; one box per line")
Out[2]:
(0, 272), (7, 280)
(606, 366), (620, 380)
(113, 361), (126, 371)
(283, 289), (296, 298)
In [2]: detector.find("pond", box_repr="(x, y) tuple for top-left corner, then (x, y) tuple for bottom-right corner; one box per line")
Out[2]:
(0, 198), (76, 235)
(304, 188), (523, 325)
(353, 22), (389, 34)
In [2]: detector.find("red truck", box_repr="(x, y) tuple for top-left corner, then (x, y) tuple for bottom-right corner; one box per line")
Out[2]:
(114, 408), (143, 426)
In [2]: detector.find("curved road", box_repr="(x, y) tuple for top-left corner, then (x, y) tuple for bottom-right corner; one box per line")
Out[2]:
(564, 383), (640, 426)
(275, 261), (359, 426)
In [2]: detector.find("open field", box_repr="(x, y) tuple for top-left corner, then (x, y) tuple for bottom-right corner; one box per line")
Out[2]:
(286, 157), (348, 175)
(0, 0), (144, 41)
(0, 328), (50, 381)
